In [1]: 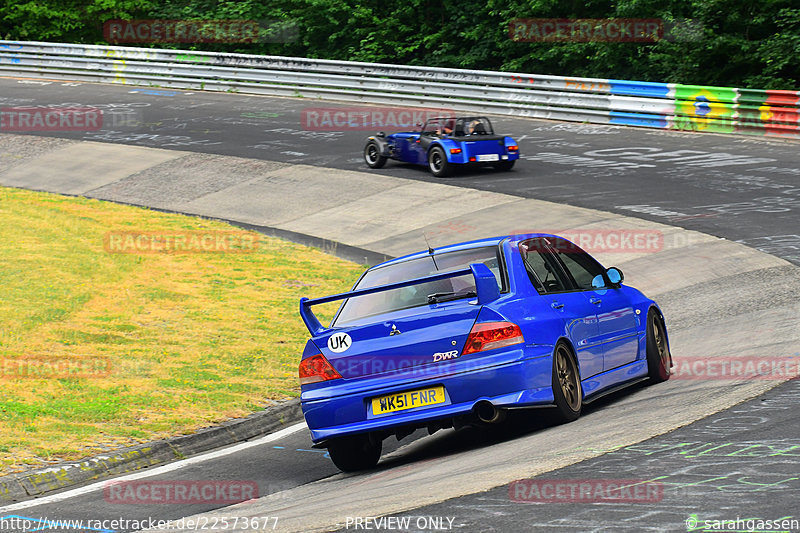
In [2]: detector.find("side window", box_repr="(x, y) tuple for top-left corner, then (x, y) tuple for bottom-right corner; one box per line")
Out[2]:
(549, 238), (605, 290)
(519, 239), (568, 293)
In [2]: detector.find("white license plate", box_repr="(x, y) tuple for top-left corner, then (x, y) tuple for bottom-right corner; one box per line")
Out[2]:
(477, 154), (499, 162)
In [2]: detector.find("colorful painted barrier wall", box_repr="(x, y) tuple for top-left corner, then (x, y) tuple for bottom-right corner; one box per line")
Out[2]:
(606, 81), (799, 138)
(0, 40), (798, 140)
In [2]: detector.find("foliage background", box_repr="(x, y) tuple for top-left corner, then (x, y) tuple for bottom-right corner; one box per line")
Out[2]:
(0, 1), (797, 90)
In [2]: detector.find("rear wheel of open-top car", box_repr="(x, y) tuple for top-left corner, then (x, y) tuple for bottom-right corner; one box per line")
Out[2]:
(551, 342), (582, 423)
(428, 146), (452, 177)
(364, 141), (387, 169)
(327, 433), (382, 472)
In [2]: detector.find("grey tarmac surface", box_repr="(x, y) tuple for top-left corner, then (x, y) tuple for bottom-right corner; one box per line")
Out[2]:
(333, 378), (800, 533)
(0, 77), (798, 532)
(0, 78), (798, 265)
(0, 424), (428, 533)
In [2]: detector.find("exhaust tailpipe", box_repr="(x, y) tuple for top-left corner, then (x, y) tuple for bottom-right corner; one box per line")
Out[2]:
(473, 400), (506, 424)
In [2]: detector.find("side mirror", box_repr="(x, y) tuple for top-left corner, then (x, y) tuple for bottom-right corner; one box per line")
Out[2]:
(606, 267), (624, 285)
(592, 267), (623, 290)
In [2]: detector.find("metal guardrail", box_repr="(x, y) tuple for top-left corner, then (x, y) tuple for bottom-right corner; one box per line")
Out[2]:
(1, 40), (798, 138)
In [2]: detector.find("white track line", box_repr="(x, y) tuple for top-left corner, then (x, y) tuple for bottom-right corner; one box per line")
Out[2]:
(0, 422), (307, 513)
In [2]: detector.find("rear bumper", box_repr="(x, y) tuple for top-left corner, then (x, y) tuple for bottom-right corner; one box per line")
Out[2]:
(300, 345), (554, 443)
(448, 152), (519, 165)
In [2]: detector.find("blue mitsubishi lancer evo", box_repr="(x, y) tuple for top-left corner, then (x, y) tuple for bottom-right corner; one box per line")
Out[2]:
(298, 234), (672, 471)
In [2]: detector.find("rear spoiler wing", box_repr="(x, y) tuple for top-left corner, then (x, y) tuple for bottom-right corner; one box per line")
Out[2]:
(299, 263), (500, 336)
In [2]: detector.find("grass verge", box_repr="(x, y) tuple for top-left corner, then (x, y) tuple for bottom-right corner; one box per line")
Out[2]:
(0, 186), (364, 473)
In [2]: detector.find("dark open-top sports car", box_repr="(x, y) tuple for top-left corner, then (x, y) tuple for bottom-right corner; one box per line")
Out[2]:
(364, 116), (520, 177)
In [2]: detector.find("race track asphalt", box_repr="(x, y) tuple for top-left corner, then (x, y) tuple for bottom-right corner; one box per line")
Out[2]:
(0, 77), (798, 533)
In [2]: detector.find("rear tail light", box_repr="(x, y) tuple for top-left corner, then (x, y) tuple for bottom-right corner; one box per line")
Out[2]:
(450, 148), (462, 154)
(469, 156), (477, 162)
(299, 354), (342, 385)
(462, 321), (524, 355)
(507, 145), (518, 152)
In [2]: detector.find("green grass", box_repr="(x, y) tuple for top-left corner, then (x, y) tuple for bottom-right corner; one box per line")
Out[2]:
(0, 186), (364, 472)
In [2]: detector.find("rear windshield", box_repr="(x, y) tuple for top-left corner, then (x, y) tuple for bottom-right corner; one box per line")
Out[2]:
(332, 246), (504, 326)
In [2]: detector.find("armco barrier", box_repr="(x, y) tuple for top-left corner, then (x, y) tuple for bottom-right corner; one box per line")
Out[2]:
(0, 40), (798, 139)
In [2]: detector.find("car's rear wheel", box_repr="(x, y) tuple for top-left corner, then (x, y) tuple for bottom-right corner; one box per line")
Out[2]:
(646, 310), (671, 383)
(327, 434), (382, 472)
(428, 146), (452, 177)
(551, 342), (582, 423)
(364, 141), (387, 169)
(493, 160), (515, 171)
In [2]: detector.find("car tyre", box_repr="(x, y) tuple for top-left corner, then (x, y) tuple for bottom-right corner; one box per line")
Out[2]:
(428, 146), (452, 177)
(364, 141), (387, 169)
(646, 310), (671, 383)
(551, 342), (582, 423)
(493, 160), (515, 171)
(327, 434), (382, 472)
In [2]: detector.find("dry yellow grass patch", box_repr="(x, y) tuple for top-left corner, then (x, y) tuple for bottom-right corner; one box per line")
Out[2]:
(0, 186), (364, 472)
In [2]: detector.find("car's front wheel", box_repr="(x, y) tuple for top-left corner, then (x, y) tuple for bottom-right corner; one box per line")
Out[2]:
(493, 160), (515, 171)
(428, 146), (452, 177)
(364, 141), (387, 169)
(551, 342), (582, 423)
(327, 434), (382, 472)
(646, 310), (671, 383)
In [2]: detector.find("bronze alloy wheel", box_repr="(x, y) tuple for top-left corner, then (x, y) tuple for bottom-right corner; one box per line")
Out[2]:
(652, 316), (669, 368)
(646, 310), (671, 383)
(555, 345), (581, 411)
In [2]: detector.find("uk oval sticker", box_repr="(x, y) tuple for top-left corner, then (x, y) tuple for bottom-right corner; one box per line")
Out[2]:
(327, 332), (352, 353)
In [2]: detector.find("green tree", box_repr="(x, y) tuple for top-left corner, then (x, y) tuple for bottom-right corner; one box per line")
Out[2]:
(0, 0), (157, 43)
(0, 0), (797, 89)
